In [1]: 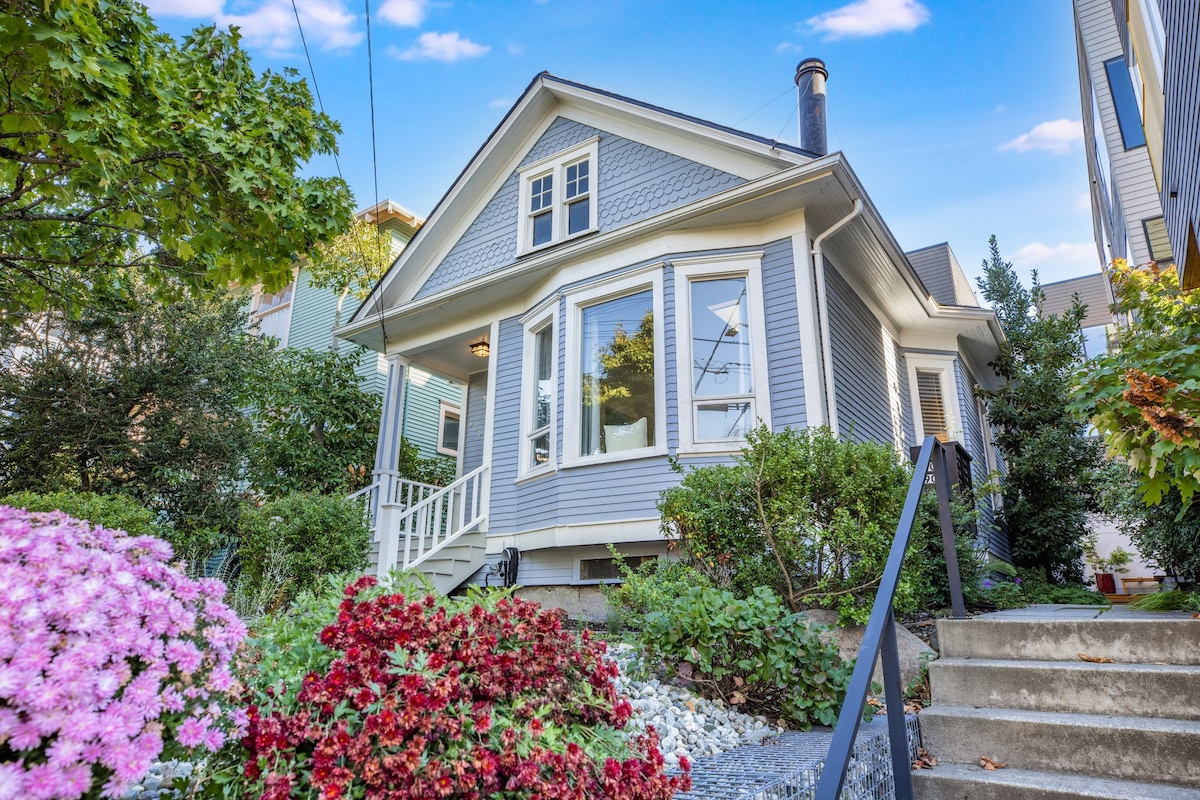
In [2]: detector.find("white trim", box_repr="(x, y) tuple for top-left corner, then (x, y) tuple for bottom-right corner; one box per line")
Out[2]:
(480, 320), (500, 531)
(905, 354), (965, 444)
(562, 268), (666, 467)
(517, 138), (600, 256)
(436, 401), (461, 457)
(673, 253), (771, 452)
(791, 230), (825, 428)
(518, 309), (557, 478)
(485, 517), (662, 554)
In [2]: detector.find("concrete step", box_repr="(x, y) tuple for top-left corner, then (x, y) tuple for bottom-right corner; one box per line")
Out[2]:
(936, 618), (1200, 664)
(918, 706), (1200, 787)
(928, 658), (1200, 719)
(912, 763), (1200, 800)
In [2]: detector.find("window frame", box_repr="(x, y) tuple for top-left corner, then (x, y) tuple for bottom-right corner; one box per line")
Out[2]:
(906, 354), (964, 444)
(673, 254), (771, 453)
(1104, 56), (1147, 150)
(516, 138), (600, 256)
(249, 281), (295, 347)
(562, 266), (666, 468)
(518, 303), (558, 479)
(437, 401), (462, 457)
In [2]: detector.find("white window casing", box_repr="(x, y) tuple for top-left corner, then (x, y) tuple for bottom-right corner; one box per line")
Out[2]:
(518, 307), (557, 478)
(906, 354), (964, 445)
(516, 138), (600, 256)
(562, 266), (666, 467)
(673, 253), (771, 453)
(437, 401), (461, 457)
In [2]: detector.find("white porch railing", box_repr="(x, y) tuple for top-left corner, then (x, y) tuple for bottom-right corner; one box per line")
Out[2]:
(347, 470), (444, 529)
(373, 465), (488, 574)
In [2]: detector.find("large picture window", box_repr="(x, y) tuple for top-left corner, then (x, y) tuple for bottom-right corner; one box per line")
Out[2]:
(580, 289), (655, 456)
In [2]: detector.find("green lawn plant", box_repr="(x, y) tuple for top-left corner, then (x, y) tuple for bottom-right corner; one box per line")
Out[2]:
(639, 584), (851, 729)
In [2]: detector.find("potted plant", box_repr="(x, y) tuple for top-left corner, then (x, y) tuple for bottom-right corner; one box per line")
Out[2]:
(1083, 535), (1133, 593)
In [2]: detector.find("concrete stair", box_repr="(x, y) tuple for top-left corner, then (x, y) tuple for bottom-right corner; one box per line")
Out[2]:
(914, 610), (1200, 799)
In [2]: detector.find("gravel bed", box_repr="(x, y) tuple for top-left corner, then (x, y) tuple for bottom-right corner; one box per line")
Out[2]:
(125, 644), (782, 795)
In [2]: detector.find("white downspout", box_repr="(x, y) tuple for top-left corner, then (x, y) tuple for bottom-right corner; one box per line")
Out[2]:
(810, 198), (863, 436)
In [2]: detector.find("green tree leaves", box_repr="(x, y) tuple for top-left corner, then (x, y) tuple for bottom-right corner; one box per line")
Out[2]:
(976, 236), (1099, 582)
(1070, 260), (1200, 506)
(0, 0), (353, 323)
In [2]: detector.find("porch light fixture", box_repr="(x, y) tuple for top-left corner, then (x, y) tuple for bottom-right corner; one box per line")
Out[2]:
(470, 339), (490, 357)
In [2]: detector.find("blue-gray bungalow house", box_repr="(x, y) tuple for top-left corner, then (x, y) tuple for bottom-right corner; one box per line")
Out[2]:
(337, 67), (1007, 599)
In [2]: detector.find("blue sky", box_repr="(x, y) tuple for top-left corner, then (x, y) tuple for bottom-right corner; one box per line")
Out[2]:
(144, 0), (1099, 291)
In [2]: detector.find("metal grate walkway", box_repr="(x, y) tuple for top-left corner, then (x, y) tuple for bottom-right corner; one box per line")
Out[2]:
(675, 716), (919, 800)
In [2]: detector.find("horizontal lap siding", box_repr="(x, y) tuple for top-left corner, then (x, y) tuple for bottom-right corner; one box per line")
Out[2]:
(956, 361), (1009, 562)
(825, 259), (893, 445)
(416, 118), (745, 298)
(760, 239), (806, 430)
(462, 372), (488, 476)
(1163, 2), (1200, 282)
(402, 372), (463, 460)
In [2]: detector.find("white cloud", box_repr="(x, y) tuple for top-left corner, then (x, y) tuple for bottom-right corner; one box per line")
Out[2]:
(999, 119), (1083, 154)
(506, 41), (525, 55)
(489, 98), (512, 108)
(142, 0), (224, 16)
(144, 0), (361, 54)
(1076, 191), (1093, 211)
(392, 31), (489, 62)
(377, 0), (427, 26)
(1011, 242), (1098, 271)
(808, 0), (930, 40)
(775, 41), (803, 54)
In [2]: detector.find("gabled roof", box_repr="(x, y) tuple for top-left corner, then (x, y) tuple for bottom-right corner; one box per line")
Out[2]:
(348, 73), (816, 327)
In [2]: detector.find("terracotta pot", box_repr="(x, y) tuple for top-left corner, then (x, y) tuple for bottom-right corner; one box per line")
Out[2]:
(1095, 572), (1116, 594)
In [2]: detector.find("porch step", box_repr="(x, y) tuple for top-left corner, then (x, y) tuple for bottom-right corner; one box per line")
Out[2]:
(935, 617), (1200, 664)
(928, 658), (1200, 719)
(912, 764), (1200, 800)
(918, 705), (1200, 787)
(409, 530), (486, 594)
(916, 612), (1200, 799)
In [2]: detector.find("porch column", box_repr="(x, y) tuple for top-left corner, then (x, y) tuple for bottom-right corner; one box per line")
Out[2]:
(374, 353), (410, 477)
(373, 354), (409, 576)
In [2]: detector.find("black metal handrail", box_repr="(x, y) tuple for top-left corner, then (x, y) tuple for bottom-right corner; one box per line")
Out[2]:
(814, 436), (967, 800)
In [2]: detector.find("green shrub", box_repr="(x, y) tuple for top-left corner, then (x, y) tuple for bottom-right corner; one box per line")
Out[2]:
(1, 489), (160, 536)
(601, 550), (713, 631)
(236, 492), (371, 612)
(978, 569), (1109, 609)
(640, 585), (850, 729)
(659, 425), (983, 624)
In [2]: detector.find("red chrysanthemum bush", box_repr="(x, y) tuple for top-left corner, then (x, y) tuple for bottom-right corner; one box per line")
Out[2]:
(235, 576), (689, 799)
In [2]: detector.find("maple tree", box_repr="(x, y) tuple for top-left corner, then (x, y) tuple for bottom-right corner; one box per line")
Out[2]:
(0, 0), (352, 322)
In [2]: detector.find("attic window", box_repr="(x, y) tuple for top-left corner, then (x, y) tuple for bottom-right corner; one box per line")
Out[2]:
(517, 137), (599, 255)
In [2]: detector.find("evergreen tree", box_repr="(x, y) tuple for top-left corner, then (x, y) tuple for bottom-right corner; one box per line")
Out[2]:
(976, 236), (1100, 582)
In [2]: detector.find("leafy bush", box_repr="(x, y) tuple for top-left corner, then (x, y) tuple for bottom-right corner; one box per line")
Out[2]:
(0, 490), (160, 537)
(978, 569), (1109, 609)
(1096, 463), (1200, 582)
(640, 585), (850, 729)
(910, 492), (989, 610)
(659, 425), (956, 624)
(218, 575), (689, 799)
(235, 493), (371, 613)
(0, 506), (246, 798)
(601, 551), (713, 631)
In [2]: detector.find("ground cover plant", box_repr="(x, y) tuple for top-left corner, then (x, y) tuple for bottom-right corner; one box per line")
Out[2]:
(639, 585), (850, 729)
(0, 506), (247, 798)
(208, 574), (689, 800)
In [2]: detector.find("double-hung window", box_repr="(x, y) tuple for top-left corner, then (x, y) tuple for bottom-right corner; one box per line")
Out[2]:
(517, 138), (599, 254)
(519, 310), (557, 476)
(563, 268), (665, 464)
(674, 254), (770, 450)
(906, 355), (963, 444)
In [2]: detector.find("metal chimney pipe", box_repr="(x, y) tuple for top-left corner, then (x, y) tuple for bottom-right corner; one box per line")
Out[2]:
(795, 58), (828, 156)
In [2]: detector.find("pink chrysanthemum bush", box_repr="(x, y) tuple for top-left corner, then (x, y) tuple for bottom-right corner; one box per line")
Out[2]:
(0, 506), (248, 800)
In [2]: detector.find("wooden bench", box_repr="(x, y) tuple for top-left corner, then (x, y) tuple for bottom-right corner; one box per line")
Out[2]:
(1121, 577), (1161, 596)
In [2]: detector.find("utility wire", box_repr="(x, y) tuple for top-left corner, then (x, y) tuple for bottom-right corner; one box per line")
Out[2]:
(732, 84), (794, 129)
(363, 0), (389, 342)
(290, 0), (341, 179)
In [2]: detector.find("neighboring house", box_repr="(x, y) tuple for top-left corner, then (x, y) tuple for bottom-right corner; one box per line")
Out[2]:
(1073, 0), (1197, 287)
(337, 66), (1007, 599)
(247, 200), (464, 461)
